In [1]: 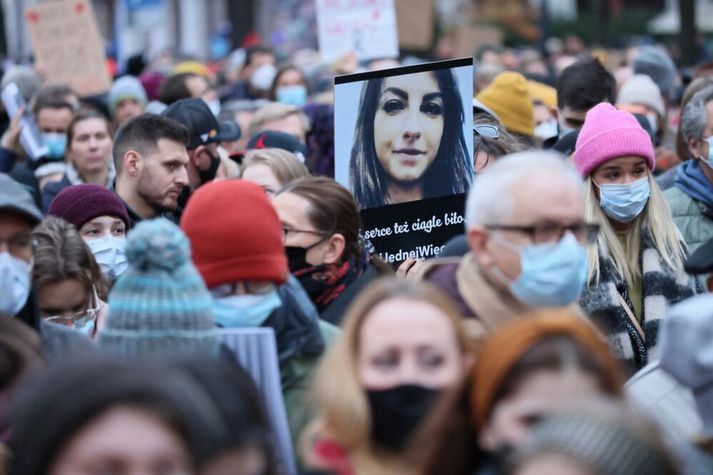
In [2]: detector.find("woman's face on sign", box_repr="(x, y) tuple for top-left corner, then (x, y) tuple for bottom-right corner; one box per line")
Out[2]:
(373, 72), (444, 183)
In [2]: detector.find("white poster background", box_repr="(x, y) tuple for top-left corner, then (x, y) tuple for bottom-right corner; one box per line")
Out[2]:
(316, 0), (399, 63)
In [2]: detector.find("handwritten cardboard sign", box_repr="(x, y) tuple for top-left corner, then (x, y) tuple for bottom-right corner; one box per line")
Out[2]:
(25, 0), (111, 96)
(395, 0), (435, 50)
(316, 0), (399, 63)
(453, 24), (504, 58)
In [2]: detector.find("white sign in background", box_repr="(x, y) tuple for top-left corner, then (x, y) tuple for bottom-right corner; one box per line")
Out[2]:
(316, 0), (399, 63)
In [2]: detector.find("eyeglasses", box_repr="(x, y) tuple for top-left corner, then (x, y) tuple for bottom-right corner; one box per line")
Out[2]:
(474, 124), (500, 140)
(209, 281), (276, 298)
(485, 222), (600, 245)
(44, 286), (100, 327)
(282, 227), (328, 239)
(1, 233), (32, 257)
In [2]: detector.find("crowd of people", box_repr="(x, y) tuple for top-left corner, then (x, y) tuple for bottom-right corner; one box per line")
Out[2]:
(0, 30), (713, 475)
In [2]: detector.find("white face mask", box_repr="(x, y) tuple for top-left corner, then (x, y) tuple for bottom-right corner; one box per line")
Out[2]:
(0, 251), (31, 315)
(86, 235), (128, 281)
(206, 99), (221, 117)
(250, 63), (277, 91)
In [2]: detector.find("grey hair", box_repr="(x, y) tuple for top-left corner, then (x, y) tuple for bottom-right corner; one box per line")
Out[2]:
(680, 85), (713, 143)
(465, 151), (583, 229)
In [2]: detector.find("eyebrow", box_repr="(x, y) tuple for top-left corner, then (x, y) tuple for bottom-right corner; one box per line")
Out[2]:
(381, 87), (407, 100)
(423, 92), (443, 102)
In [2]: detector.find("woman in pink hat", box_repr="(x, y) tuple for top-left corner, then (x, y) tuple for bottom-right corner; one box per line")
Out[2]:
(572, 102), (701, 375)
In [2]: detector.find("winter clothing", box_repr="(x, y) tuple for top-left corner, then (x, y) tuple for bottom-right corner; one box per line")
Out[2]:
(476, 72), (534, 137)
(685, 237), (713, 275)
(41, 162), (116, 212)
(420, 254), (547, 342)
(257, 275), (338, 449)
(0, 173), (42, 224)
(626, 361), (701, 443)
(664, 160), (713, 253)
(617, 74), (665, 118)
(527, 80), (557, 108)
(573, 103), (655, 177)
(247, 130), (309, 161)
(294, 248), (381, 326)
(47, 183), (130, 230)
(108, 75), (148, 117)
(659, 294), (713, 436)
(470, 312), (618, 432)
(99, 218), (219, 358)
(578, 227), (701, 374)
(511, 409), (674, 475)
(161, 98), (239, 149)
(634, 45), (678, 99)
(180, 179), (288, 287)
(303, 102), (335, 176)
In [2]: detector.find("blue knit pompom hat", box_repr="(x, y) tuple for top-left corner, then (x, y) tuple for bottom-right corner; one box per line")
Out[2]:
(99, 218), (218, 358)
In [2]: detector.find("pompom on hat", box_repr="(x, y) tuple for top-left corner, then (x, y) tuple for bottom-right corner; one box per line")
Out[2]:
(99, 218), (218, 359)
(572, 103), (655, 177)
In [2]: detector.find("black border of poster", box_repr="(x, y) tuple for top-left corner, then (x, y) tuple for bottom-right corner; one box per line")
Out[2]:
(361, 193), (467, 264)
(335, 57), (473, 85)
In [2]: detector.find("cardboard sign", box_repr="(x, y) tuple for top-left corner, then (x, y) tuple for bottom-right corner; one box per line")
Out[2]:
(334, 58), (474, 263)
(453, 25), (504, 58)
(395, 0), (435, 50)
(316, 0), (399, 63)
(25, 0), (111, 96)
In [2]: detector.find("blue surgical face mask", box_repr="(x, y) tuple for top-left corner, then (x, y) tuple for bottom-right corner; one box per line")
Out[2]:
(73, 317), (95, 336)
(276, 85), (307, 107)
(705, 136), (713, 167)
(86, 235), (128, 281)
(212, 290), (282, 328)
(491, 233), (589, 308)
(42, 133), (67, 159)
(596, 177), (650, 224)
(0, 252), (31, 315)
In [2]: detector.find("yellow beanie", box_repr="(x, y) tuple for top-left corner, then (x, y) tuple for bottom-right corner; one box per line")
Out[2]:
(528, 80), (557, 108)
(476, 72), (534, 137)
(172, 61), (210, 78)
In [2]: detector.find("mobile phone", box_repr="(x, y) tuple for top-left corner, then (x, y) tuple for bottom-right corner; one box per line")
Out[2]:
(1, 82), (48, 160)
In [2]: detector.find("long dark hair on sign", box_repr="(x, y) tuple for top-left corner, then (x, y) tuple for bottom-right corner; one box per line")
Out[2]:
(349, 69), (472, 209)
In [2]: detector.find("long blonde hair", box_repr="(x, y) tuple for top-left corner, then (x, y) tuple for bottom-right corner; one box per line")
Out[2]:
(584, 171), (685, 287)
(302, 277), (473, 472)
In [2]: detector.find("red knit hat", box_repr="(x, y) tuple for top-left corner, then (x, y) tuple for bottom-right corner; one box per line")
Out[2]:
(47, 184), (130, 229)
(180, 179), (288, 287)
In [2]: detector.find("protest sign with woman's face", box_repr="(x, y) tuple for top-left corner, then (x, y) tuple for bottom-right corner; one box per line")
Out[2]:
(344, 63), (472, 209)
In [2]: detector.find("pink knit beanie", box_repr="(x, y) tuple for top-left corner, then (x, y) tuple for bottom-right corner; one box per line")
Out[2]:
(572, 103), (655, 176)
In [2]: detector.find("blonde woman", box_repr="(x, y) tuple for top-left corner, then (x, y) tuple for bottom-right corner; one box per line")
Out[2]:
(301, 277), (473, 475)
(573, 103), (701, 374)
(239, 147), (310, 196)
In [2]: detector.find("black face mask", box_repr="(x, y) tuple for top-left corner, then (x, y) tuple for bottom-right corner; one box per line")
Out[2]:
(197, 149), (221, 184)
(366, 384), (441, 451)
(285, 236), (329, 273)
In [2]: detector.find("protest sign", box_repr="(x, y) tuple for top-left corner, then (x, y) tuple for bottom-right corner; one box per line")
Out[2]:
(395, 0), (435, 50)
(334, 58), (474, 263)
(453, 25), (504, 58)
(25, 0), (111, 96)
(316, 0), (399, 63)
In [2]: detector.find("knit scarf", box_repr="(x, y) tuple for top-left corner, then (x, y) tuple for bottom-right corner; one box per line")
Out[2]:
(578, 227), (701, 375)
(293, 251), (369, 313)
(675, 160), (713, 208)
